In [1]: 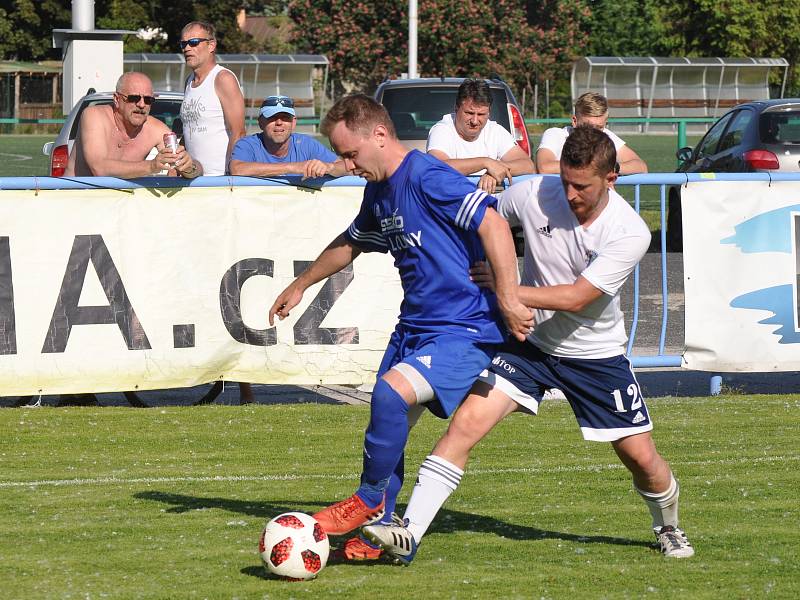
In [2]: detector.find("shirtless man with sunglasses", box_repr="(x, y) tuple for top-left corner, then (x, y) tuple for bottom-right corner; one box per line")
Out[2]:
(66, 71), (201, 179)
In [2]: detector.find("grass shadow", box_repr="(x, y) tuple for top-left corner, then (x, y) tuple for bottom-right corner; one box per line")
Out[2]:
(134, 490), (650, 549)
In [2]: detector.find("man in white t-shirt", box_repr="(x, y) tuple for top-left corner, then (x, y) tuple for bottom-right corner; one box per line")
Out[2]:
(537, 92), (648, 175)
(364, 125), (694, 563)
(427, 79), (535, 193)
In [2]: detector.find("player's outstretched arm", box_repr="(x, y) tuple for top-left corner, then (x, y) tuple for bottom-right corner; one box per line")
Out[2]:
(268, 233), (361, 325)
(477, 209), (533, 341)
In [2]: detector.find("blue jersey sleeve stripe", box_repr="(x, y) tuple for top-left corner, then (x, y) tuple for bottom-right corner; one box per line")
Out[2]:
(348, 223), (387, 248)
(461, 195), (484, 230)
(455, 190), (480, 228)
(456, 190), (487, 230)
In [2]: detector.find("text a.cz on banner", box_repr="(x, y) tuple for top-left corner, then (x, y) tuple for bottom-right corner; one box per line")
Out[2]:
(0, 184), (403, 395)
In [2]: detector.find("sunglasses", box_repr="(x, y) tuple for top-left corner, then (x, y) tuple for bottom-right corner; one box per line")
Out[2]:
(179, 37), (212, 49)
(262, 96), (295, 108)
(118, 93), (155, 105)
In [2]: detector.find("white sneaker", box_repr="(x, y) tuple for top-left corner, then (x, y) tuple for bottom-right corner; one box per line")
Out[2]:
(362, 515), (418, 565)
(656, 526), (694, 558)
(542, 388), (566, 400)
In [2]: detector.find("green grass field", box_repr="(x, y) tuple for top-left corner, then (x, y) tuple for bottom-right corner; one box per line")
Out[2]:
(2, 396), (798, 598)
(0, 135), (51, 177)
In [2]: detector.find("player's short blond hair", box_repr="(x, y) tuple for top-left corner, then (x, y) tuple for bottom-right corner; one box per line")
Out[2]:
(574, 92), (608, 118)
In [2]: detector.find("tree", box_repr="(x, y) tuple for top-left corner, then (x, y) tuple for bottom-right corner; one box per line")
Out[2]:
(659, 0), (800, 94)
(0, 0), (70, 61)
(584, 0), (676, 57)
(585, 0), (800, 95)
(288, 0), (590, 103)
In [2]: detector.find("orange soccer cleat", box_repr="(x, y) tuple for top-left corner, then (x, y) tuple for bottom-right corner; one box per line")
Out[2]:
(313, 494), (385, 536)
(333, 535), (384, 561)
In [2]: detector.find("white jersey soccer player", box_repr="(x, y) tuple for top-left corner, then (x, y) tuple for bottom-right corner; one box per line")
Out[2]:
(504, 176), (649, 361)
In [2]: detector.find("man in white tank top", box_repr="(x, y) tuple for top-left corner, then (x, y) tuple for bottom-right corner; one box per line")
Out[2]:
(179, 21), (252, 404)
(179, 21), (245, 177)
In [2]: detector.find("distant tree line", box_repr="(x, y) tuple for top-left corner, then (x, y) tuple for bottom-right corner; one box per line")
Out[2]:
(1, 0), (798, 106)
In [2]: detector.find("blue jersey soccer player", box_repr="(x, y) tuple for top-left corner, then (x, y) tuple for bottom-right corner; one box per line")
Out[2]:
(268, 94), (532, 557)
(363, 125), (694, 562)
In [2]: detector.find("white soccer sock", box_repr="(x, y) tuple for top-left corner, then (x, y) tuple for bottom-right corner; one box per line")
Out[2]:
(635, 473), (680, 532)
(404, 454), (464, 542)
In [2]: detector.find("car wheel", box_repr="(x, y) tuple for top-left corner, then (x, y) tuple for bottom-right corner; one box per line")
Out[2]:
(667, 187), (683, 252)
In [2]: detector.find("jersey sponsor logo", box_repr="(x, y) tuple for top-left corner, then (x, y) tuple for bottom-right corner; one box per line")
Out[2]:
(632, 410), (646, 424)
(376, 208), (423, 251)
(536, 223), (552, 238)
(379, 209), (404, 233)
(388, 230), (422, 251)
(491, 355), (516, 374)
(416, 355), (432, 369)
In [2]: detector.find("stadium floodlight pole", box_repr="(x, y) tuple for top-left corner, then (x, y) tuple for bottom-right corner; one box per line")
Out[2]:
(408, 0), (418, 78)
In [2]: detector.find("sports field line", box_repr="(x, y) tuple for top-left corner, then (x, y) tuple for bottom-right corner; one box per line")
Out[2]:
(0, 152), (33, 161)
(1, 453), (797, 489)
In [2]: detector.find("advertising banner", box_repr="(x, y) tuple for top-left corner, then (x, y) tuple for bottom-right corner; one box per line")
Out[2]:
(682, 180), (800, 371)
(0, 184), (403, 395)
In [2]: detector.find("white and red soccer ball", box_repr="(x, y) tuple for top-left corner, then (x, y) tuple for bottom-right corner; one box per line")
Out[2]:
(259, 512), (330, 580)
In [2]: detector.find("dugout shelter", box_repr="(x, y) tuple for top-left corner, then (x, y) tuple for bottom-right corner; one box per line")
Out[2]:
(572, 56), (789, 133)
(0, 61), (62, 132)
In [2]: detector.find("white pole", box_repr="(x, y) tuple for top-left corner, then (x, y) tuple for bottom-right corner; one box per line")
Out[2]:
(408, 0), (418, 78)
(72, 0), (95, 32)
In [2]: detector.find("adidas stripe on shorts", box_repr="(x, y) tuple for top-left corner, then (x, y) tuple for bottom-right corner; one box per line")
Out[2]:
(479, 338), (653, 441)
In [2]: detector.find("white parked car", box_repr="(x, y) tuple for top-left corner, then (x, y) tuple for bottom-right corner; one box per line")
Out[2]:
(42, 90), (184, 177)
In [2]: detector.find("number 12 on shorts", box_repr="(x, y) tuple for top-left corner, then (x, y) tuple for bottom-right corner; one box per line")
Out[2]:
(611, 384), (642, 412)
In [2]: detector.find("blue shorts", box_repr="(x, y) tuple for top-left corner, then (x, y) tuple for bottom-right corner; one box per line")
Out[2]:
(479, 339), (653, 441)
(377, 327), (496, 419)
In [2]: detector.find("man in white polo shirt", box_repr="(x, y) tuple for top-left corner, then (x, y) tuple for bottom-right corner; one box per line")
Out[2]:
(427, 78), (535, 193)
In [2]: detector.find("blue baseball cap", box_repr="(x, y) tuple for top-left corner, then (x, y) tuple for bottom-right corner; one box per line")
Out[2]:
(260, 95), (296, 119)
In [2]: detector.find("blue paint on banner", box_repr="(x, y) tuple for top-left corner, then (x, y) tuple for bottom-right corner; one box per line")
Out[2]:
(720, 203), (800, 254)
(730, 284), (800, 344)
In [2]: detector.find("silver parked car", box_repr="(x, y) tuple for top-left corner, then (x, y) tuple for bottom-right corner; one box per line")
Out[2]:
(42, 90), (184, 177)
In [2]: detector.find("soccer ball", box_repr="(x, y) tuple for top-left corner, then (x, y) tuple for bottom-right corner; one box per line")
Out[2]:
(259, 512), (330, 580)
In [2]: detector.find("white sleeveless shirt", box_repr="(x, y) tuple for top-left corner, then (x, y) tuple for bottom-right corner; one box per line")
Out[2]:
(180, 64), (239, 175)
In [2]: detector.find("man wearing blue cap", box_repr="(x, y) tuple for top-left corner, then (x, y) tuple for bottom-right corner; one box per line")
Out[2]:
(230, 95), (346, 178)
